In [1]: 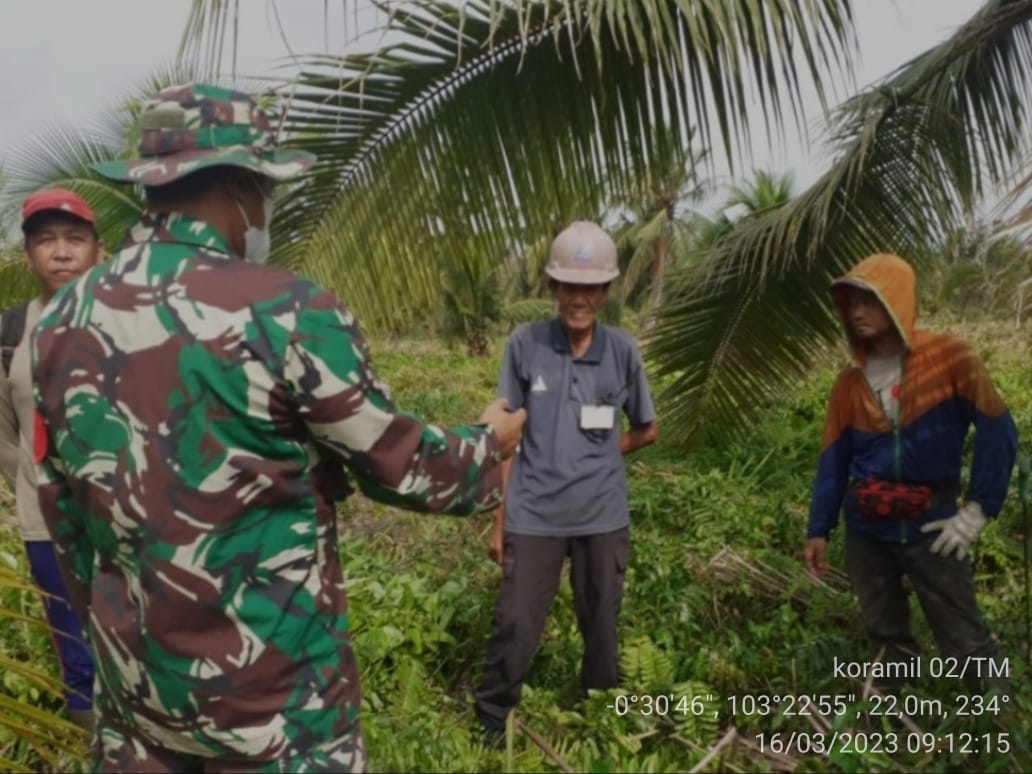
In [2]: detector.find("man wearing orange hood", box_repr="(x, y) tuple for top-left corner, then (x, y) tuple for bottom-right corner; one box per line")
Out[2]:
(804, 253), (1017, 692)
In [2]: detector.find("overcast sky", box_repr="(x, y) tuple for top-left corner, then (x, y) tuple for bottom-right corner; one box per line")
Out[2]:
(0, 0), (988, 204)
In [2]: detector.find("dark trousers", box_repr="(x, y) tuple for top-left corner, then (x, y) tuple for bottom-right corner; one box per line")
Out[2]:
(844, 528), (999, 692)
(25, 540), (95, 711)
(474, 528), (629, 730)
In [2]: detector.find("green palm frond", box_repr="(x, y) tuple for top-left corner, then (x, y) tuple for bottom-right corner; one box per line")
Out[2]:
(0, 123), (141, 253)
(178, 0), (235, 78)
(0, 565), (88, 767)
(995, 151), (1032, 217)
(179, 1), (381, 79)
(610, 131), (710, 309)
(617, 209), (671, 304)
(724, 169), (795, 216)
(0, 695), (85, 768)
(262, 0), (854, 331)
(0, 257), (36, 310)
(649, 0), (1032, 446)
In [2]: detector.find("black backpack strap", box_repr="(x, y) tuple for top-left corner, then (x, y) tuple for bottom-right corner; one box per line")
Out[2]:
(1, 302), (29, 378)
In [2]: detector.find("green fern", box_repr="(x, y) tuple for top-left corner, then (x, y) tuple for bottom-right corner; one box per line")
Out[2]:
(393, 656), (428, 716)
(620, 636), (676, 690)
(669, 680), (721, 745)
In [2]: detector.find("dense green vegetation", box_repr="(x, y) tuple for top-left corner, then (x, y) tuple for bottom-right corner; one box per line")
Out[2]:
(2, 2), (1030, 770)
(2, 319), (1028, 773)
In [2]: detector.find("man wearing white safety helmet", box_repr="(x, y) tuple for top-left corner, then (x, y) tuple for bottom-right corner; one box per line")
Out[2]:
(474, 221), (658, 743)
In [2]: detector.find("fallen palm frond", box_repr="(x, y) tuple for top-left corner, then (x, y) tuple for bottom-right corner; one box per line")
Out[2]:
(707, 544), (852, 599)
(514, 718), (575, 773)
(677, 724), (801, 772)
(688, 725), (738, 773)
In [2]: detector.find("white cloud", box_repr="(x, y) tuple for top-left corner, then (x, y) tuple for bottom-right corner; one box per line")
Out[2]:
(0, 1), (189, 153)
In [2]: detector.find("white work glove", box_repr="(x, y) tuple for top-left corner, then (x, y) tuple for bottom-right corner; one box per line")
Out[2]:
(920, 502), (987, 560)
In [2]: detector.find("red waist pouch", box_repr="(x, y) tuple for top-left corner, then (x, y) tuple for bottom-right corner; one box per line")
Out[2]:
(852, 479), (933, 519)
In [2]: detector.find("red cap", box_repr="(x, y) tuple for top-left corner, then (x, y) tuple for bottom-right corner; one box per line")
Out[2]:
(21, 188), (96, 227)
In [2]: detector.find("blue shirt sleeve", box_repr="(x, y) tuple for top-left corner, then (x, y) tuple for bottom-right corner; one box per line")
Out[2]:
(623, 339), (656, 426)
(964, 359), (1018, 516)
(807, 372), (854, 539)
(808, 434), (852, 538)
(969, 409), (1018, 516)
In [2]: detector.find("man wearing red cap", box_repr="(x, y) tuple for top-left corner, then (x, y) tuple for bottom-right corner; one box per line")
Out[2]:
(0, 188), (104, 732)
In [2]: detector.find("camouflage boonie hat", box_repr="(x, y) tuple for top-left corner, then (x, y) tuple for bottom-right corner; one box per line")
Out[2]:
(93, 83), (315, 186)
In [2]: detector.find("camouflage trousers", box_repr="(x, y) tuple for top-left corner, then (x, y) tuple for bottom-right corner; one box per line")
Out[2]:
(95, 722), (367, 773)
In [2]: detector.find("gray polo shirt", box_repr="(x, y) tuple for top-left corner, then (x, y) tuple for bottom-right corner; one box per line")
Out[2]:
(499, 319), (656, 537)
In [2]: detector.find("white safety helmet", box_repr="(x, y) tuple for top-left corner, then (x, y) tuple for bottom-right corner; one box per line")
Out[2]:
(545, 221), (620, 284)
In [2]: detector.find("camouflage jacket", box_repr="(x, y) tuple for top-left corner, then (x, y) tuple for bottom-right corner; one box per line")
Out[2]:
(32, 212), (502, 760)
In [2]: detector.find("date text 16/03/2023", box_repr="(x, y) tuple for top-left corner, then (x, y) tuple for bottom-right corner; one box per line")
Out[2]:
(753, 731), (1011, 757)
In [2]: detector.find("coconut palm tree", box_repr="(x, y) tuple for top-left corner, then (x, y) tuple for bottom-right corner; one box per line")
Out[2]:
(922, 214), (1032, 319)
(723, 170), (796, 220)
(610, 127), (711, 315)
(669, 168), (797, 291)
(172, 0), (1032, 444)
(168, 0), (857, 335)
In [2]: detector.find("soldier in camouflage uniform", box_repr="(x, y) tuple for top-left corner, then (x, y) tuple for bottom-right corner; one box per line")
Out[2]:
(31, 83), (525, 773)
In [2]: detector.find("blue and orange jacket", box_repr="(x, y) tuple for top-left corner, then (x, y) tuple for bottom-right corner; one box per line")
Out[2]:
(807, 254), (1018, 543)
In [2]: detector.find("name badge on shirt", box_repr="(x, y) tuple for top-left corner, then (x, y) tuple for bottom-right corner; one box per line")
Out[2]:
(580, 404), (615, 430)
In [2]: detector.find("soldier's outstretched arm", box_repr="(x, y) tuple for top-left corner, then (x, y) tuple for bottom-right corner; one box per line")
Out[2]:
(286, 288), (516, 515)
(477, 398), (525, 459)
